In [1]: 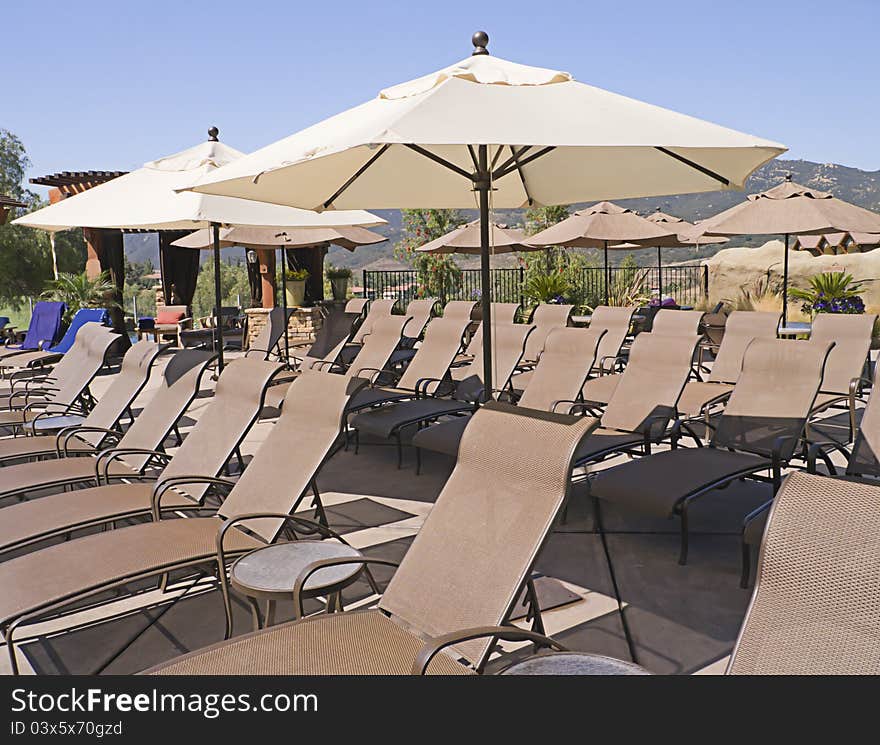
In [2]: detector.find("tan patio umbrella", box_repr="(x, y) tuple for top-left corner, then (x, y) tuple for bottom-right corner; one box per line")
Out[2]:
(172, 225), (387, 359)
(696, 175), (880, 323)
(414, 219), (537, 254)
(181, 31), (785, 394)
(529, 201), (679, 304)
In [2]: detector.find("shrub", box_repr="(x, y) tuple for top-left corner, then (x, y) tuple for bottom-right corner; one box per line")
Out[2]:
(788, 271), (866, 316)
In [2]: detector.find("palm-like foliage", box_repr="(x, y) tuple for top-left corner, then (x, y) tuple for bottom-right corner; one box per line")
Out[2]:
(788, 271), (866, 315)
(604, 267), (652, 308)
(525, 272), (571, 304)
(42, 271), (119, 323)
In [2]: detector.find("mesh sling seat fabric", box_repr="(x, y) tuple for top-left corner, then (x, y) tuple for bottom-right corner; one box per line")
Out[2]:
(521, 304), (574, 364)
(0, 350), (215, 503)
(0, 308), (109, 370)
(147, 404), (599, 675)
(0, 341), (164, 466)
(0, 358), (282, 558)
(649, 309), (705, 336)
(0, 372), (366, 674)
(244, 307), (295, 360)
(571, 306), (638, 405)
(0, 326), (120, 431)
(676, 311), (780, 418)
(413, 327), (605, 457)
(589, 338), (834, 564)
(726, 472), (880, 675)
(441, 300), (477, 322)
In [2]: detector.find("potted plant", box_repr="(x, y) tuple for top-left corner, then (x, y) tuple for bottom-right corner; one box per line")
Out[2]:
(284, 267), (309, 307)
(326, 264), (353, 301)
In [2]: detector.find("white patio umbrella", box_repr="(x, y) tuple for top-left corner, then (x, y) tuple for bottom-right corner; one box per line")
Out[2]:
(182, 32), (786, 393)
(15, 129), (384, 369)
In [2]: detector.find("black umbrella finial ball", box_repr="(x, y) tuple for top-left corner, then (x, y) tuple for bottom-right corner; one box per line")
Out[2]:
(472, 31), (489, 55)
(208, 126), (220, 141)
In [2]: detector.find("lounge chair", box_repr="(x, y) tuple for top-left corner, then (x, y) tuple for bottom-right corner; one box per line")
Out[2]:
(521, 303), (574, 365)
(588, 338), (834, 565)
(0, 341), (165, 465)
(0, 325), (120, 433)
(400, 298), (438, 344)
(0, 308), (109, 373)
(148, 305), (192, 347)
(349, 322), (534, 468)
(350, 298), (396, 345)
(0, 357), (282, 559)
(262, 314), (413, 414)
(180, 307), (243, 351)
(345, 315), (472, 415)
(0, 370), (368, 674)
(343, 298), (369, 316)
(413, 326), (605, 460)
(488, 302), (521, 324)
(650, 309), (705, 336)
(807, 312), (876, 440)
(144, 403), (598, 675)
(0, 301), (66, 362)
(441, 300), (477, 322)
(676, 311), (780, 423)
(503, 471), (880, 675)
(244, 307), (295, 360)
(0, 350), (215, 503)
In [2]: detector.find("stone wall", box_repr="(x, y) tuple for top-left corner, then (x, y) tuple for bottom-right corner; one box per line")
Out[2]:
(706, 239), (880, 312)
(244, 307), (324, 350)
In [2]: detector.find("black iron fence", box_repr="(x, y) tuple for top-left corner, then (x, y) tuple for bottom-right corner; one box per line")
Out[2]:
(363, 264), (708, 309)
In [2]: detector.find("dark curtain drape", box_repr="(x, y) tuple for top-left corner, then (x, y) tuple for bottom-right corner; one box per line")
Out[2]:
(287, 244), (327, 304)
(246, 249), (261, 306)
(158, 231), (200, 306)
(96, 229), (131, 352)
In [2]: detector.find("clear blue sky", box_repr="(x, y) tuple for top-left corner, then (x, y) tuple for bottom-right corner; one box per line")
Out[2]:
(6, 0), (879, 197)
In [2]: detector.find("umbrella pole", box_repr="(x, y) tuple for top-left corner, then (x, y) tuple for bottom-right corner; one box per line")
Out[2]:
(604, 241), (609, 305)
(280, 245), (290, 364)
(212, 222), (225, 373)
(477, 144), (493, 401)
(782, 233), (790, 326)
(657, 246), (663, 302)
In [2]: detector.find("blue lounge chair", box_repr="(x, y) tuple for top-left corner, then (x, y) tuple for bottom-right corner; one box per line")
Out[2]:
(0, 302), (66, 362)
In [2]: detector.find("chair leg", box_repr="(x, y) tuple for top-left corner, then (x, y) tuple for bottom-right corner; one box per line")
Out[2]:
(740, 542), (752, 589)
(310, 479), (328, 527)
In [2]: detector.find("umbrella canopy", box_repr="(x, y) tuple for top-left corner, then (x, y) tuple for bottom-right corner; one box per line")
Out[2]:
(695, 176), (880, 322)
(180, 32), (786, 395)
(13, 136), (384, 233)
(415, 219), (536, 254)
(171, 224), (387, 251)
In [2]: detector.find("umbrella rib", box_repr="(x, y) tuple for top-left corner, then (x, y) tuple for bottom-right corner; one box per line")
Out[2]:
(654, 147), (730, 186)
(507, 145), (534, 207)
(466, 145), (480, 172)
(489, 145), (506, 172)
(404, 144), (474, 181)
(492, 145), (532, 177)
(492, 146), (556, 181)
(322, 144), (390, 209)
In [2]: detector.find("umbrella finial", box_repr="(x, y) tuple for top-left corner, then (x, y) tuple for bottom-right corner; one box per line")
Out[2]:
(208, 126), (219, 142)
(784, 172), (792, 182)
(472, 31), (489, 55)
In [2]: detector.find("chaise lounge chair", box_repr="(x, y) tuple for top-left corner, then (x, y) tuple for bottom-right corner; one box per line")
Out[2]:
(0, 301), (66, 363)
(520, 303), (574, 365)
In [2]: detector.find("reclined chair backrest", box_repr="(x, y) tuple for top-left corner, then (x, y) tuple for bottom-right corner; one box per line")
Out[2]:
(491, 302), (521, 324)
(518, 327), (605, 411)
(651, 309), (705, 337)
(728, 471), (880, 674)
(159, 357), (282, 501)
(346, 314), (412, 382)
(245, 307), (294, 360)
(343, 298), (368, 316)
(113, 350), (216, 471)
(809, 312), (876, 395)
(523, 304), (574, 362)
(218, 371), (366, 541)
(454, 323), (534, 401)
(295, 310), (360, 370)
(47, 325), (119, 407)
(397, 316), (471, 394)
(589, 305), (637, 369)
(401, 298), (438, 340)
(47, 307), (108, 354)
(441, 300), (477, 323)
(600, 333), (700, 434)
(18, 301), (66, 351)
(708, 311), (781, 384)
(712, 338), (833, 460)
(75, 341), (165, 447)
(379, 403), (598, 669)
(846, 362), (880, 477)
(351, 298), (396, 344)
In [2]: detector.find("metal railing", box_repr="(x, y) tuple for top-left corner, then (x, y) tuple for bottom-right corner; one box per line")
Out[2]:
(363, 264), (708, 308)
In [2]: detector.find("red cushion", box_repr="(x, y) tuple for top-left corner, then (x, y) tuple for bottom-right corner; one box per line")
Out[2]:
(155, 309), (185, 325)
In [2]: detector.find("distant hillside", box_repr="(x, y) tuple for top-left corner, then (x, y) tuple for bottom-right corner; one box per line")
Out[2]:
(125, 158), (880, 271)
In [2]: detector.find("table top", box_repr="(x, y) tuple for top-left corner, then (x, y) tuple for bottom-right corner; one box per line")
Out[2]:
(500, 652), (651, 675)
(778, 322), (812, 337)
(231, 540), (364, 596)
(32, 414), (86, 432)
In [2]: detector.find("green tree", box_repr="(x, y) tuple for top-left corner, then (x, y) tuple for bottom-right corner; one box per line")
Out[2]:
(41, 271), (121, 324)
(394, 209), (466, 303)
(192, 257), (250, 321)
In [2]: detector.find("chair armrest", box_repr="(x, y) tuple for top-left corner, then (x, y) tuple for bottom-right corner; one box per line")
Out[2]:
(411, 626), (568, 675)
(94, 447), (170, 484)
(355, 367), (391, 385)
(151, 475), (237, 519)
(742, 498), (774, 537)
(27, 404), (84, 435)
(806, 440), (850, 475)
(56, 425), (122, 456)
(311, 359), (346, 373)
(292, 556), (400, 618)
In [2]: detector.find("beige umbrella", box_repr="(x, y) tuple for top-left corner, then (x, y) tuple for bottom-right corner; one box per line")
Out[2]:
(529, 201), (679, 303)
(172, 225), (386, 359)
(696, 176), (880, 322)
(414, 219), (537, 254)
(181, 32), (785, 395)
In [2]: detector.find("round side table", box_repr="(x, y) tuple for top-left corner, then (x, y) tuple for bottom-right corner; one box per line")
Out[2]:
(500, 652), (651, 675)
(31, 414), (86, 434)
(229, 540), (366, 631)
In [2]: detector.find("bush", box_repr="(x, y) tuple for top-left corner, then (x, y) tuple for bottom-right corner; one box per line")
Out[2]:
(325, 264), (352, 279)
(788, 271), (866, 316)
